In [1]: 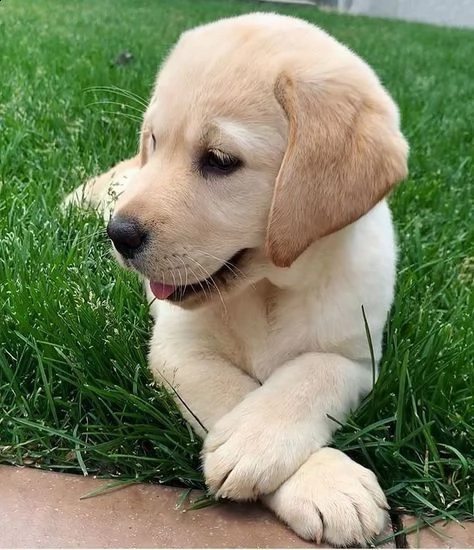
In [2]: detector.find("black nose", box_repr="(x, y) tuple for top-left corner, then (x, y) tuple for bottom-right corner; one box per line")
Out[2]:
(106, 216), (147, 259)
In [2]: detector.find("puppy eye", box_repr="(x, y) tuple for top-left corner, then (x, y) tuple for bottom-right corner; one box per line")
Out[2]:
(151, 133), (156, 151)
(201, 150), (241, 176)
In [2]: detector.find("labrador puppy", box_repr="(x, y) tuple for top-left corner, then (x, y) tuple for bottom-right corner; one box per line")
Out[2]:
(65, 13), (408, 546)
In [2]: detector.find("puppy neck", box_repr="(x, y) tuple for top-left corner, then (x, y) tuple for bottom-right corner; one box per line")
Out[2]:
(264, 223), (356, 292)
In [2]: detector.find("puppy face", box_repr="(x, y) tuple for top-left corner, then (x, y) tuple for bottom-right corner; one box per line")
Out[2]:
(108, 13), (408, 308)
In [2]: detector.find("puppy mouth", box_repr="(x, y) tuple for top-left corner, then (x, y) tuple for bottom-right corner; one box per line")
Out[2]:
(149, 249), (247, 303)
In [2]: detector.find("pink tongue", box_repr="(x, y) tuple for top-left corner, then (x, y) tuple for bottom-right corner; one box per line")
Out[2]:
(150, 281), (176, 300)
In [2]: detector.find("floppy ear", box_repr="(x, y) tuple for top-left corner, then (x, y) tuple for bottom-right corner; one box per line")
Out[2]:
(266, 72), (409, 268)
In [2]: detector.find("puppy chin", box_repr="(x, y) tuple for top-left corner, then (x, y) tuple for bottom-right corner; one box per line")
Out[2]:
(168, 277), (250, 310)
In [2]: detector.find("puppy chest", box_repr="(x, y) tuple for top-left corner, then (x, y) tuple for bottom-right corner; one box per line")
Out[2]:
(224, 293), (314, 382)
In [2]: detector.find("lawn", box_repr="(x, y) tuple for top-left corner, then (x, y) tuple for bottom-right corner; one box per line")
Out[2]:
(0, 0), (473, 529)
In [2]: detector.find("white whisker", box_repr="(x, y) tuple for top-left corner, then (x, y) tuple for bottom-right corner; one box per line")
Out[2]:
(86, 100), (144, 114)
(186, 255), (227, 314)
(85, 85), (149, 109)
(185, 261), (210, 302)
(175, 257), (185, 301)
(177, 256), (203, 301)
(164, 257), (179, 298)
(196, 249), (257, 291)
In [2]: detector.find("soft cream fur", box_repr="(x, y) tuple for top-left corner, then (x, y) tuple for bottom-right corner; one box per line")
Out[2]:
(65, 13), (408, 546)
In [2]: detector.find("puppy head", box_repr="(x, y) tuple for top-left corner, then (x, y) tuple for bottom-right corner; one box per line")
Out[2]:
(108, 13), (408, 307)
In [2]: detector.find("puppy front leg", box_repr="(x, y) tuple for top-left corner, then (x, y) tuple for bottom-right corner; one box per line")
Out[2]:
(62, 155), (140, 219)
(148, 344), (260, 439)
(202, 352), (373, 500)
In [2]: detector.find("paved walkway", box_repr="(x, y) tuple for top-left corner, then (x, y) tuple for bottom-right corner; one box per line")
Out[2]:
(0, 467), (313, 548)
(1, 466), (472, 548)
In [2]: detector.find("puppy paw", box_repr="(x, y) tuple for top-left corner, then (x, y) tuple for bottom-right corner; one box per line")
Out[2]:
(202, 397), (316, 501)
(263, 447), (389, 547)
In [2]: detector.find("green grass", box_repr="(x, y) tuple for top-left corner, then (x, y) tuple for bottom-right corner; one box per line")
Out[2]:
(0, 0), (473, 527)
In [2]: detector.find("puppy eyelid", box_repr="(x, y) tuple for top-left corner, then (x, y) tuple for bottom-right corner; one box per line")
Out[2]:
(200, 149), (242, 177)
(151, 133), (156, 150)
